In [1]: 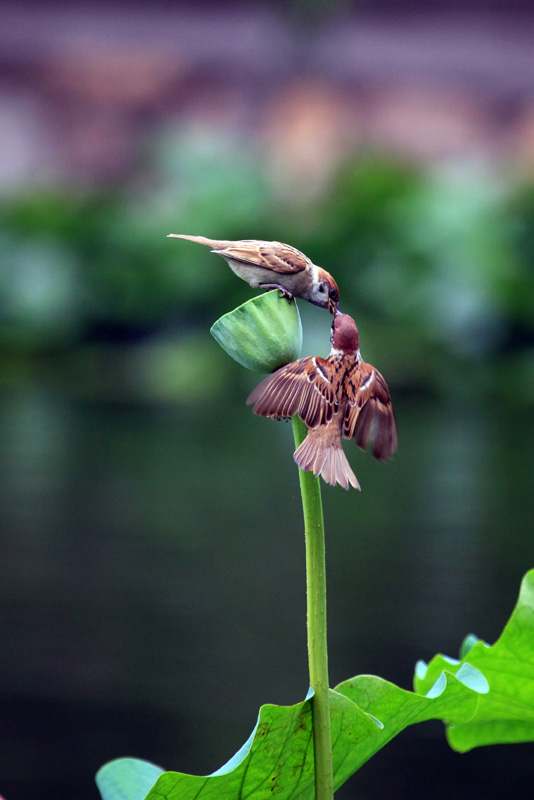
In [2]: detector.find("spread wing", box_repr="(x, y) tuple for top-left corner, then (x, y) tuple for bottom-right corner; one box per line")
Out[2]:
(343, 362), (397, 461)
(247, 356), (338, 429)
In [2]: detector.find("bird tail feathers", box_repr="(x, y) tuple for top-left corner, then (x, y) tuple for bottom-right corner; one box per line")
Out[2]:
(167, 234), (231, 249)
(294, 432), (360, 491)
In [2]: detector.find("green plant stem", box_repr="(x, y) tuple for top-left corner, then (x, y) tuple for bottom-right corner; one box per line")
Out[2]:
(292, 415), (333, 800)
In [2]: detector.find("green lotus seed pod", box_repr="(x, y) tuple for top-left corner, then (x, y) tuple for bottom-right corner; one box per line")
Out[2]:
(210, 290), (302, 372)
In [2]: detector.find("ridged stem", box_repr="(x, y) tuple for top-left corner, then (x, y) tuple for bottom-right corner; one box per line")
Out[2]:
(292, 415), (333, 800)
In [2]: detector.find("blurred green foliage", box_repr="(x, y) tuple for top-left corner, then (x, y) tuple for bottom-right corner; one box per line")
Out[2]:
(1, 129), (533, 403)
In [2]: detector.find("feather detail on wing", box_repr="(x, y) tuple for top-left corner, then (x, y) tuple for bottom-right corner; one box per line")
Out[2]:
(246, 357), (337, 429)
(343, 364), (398, 461)
(217, 241), (309, 274)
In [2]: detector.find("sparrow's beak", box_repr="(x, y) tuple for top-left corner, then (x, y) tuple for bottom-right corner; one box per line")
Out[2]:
(328, 298), (338, 315)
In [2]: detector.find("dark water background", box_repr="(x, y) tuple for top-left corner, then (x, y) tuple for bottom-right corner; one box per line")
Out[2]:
(1, 377), (533, 800)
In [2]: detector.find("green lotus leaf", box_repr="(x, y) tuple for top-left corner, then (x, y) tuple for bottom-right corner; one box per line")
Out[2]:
(96, 757), (164, 800)
(210, 290), (302, 372)
(97, 570), (534, 800)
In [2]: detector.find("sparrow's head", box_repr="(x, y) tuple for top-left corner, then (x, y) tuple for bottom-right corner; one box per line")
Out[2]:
(312, 268), (339, 314)
(330, 311), (359, 355)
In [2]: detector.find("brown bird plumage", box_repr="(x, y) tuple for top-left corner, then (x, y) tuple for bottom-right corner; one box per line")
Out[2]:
(247, 312), (397, 490)
(168, 234), (339, 313)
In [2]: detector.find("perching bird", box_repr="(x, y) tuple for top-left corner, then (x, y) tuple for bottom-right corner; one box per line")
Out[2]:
(247, 311), (397, 490)
(168, 234), (339, 314)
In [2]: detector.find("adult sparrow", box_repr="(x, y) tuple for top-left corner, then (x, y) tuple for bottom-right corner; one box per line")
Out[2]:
(247, 312), (397, 490)
(168, 234), (339, 313)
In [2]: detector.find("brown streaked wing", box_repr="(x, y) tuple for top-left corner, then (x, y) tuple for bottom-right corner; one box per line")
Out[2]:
(246, 357), (314, 420)
(246, 356), (336, 428)
(343, 364), (398, 461)
(296, 358), (337, 428)
(218, 241), (309, 274)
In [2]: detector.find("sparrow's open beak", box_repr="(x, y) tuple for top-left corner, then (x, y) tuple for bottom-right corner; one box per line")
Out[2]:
(328, 298), (338, 315)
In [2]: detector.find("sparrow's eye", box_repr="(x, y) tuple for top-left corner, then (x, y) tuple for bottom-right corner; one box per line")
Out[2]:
(329, 287), (338, 301)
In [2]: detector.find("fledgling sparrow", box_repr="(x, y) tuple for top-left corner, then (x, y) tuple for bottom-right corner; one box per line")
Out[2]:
(167, 234), (339, 314)
(247, 311), (397, 490)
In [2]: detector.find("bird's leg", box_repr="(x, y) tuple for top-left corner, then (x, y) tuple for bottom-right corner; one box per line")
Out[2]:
(259, 283), (294, 301)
